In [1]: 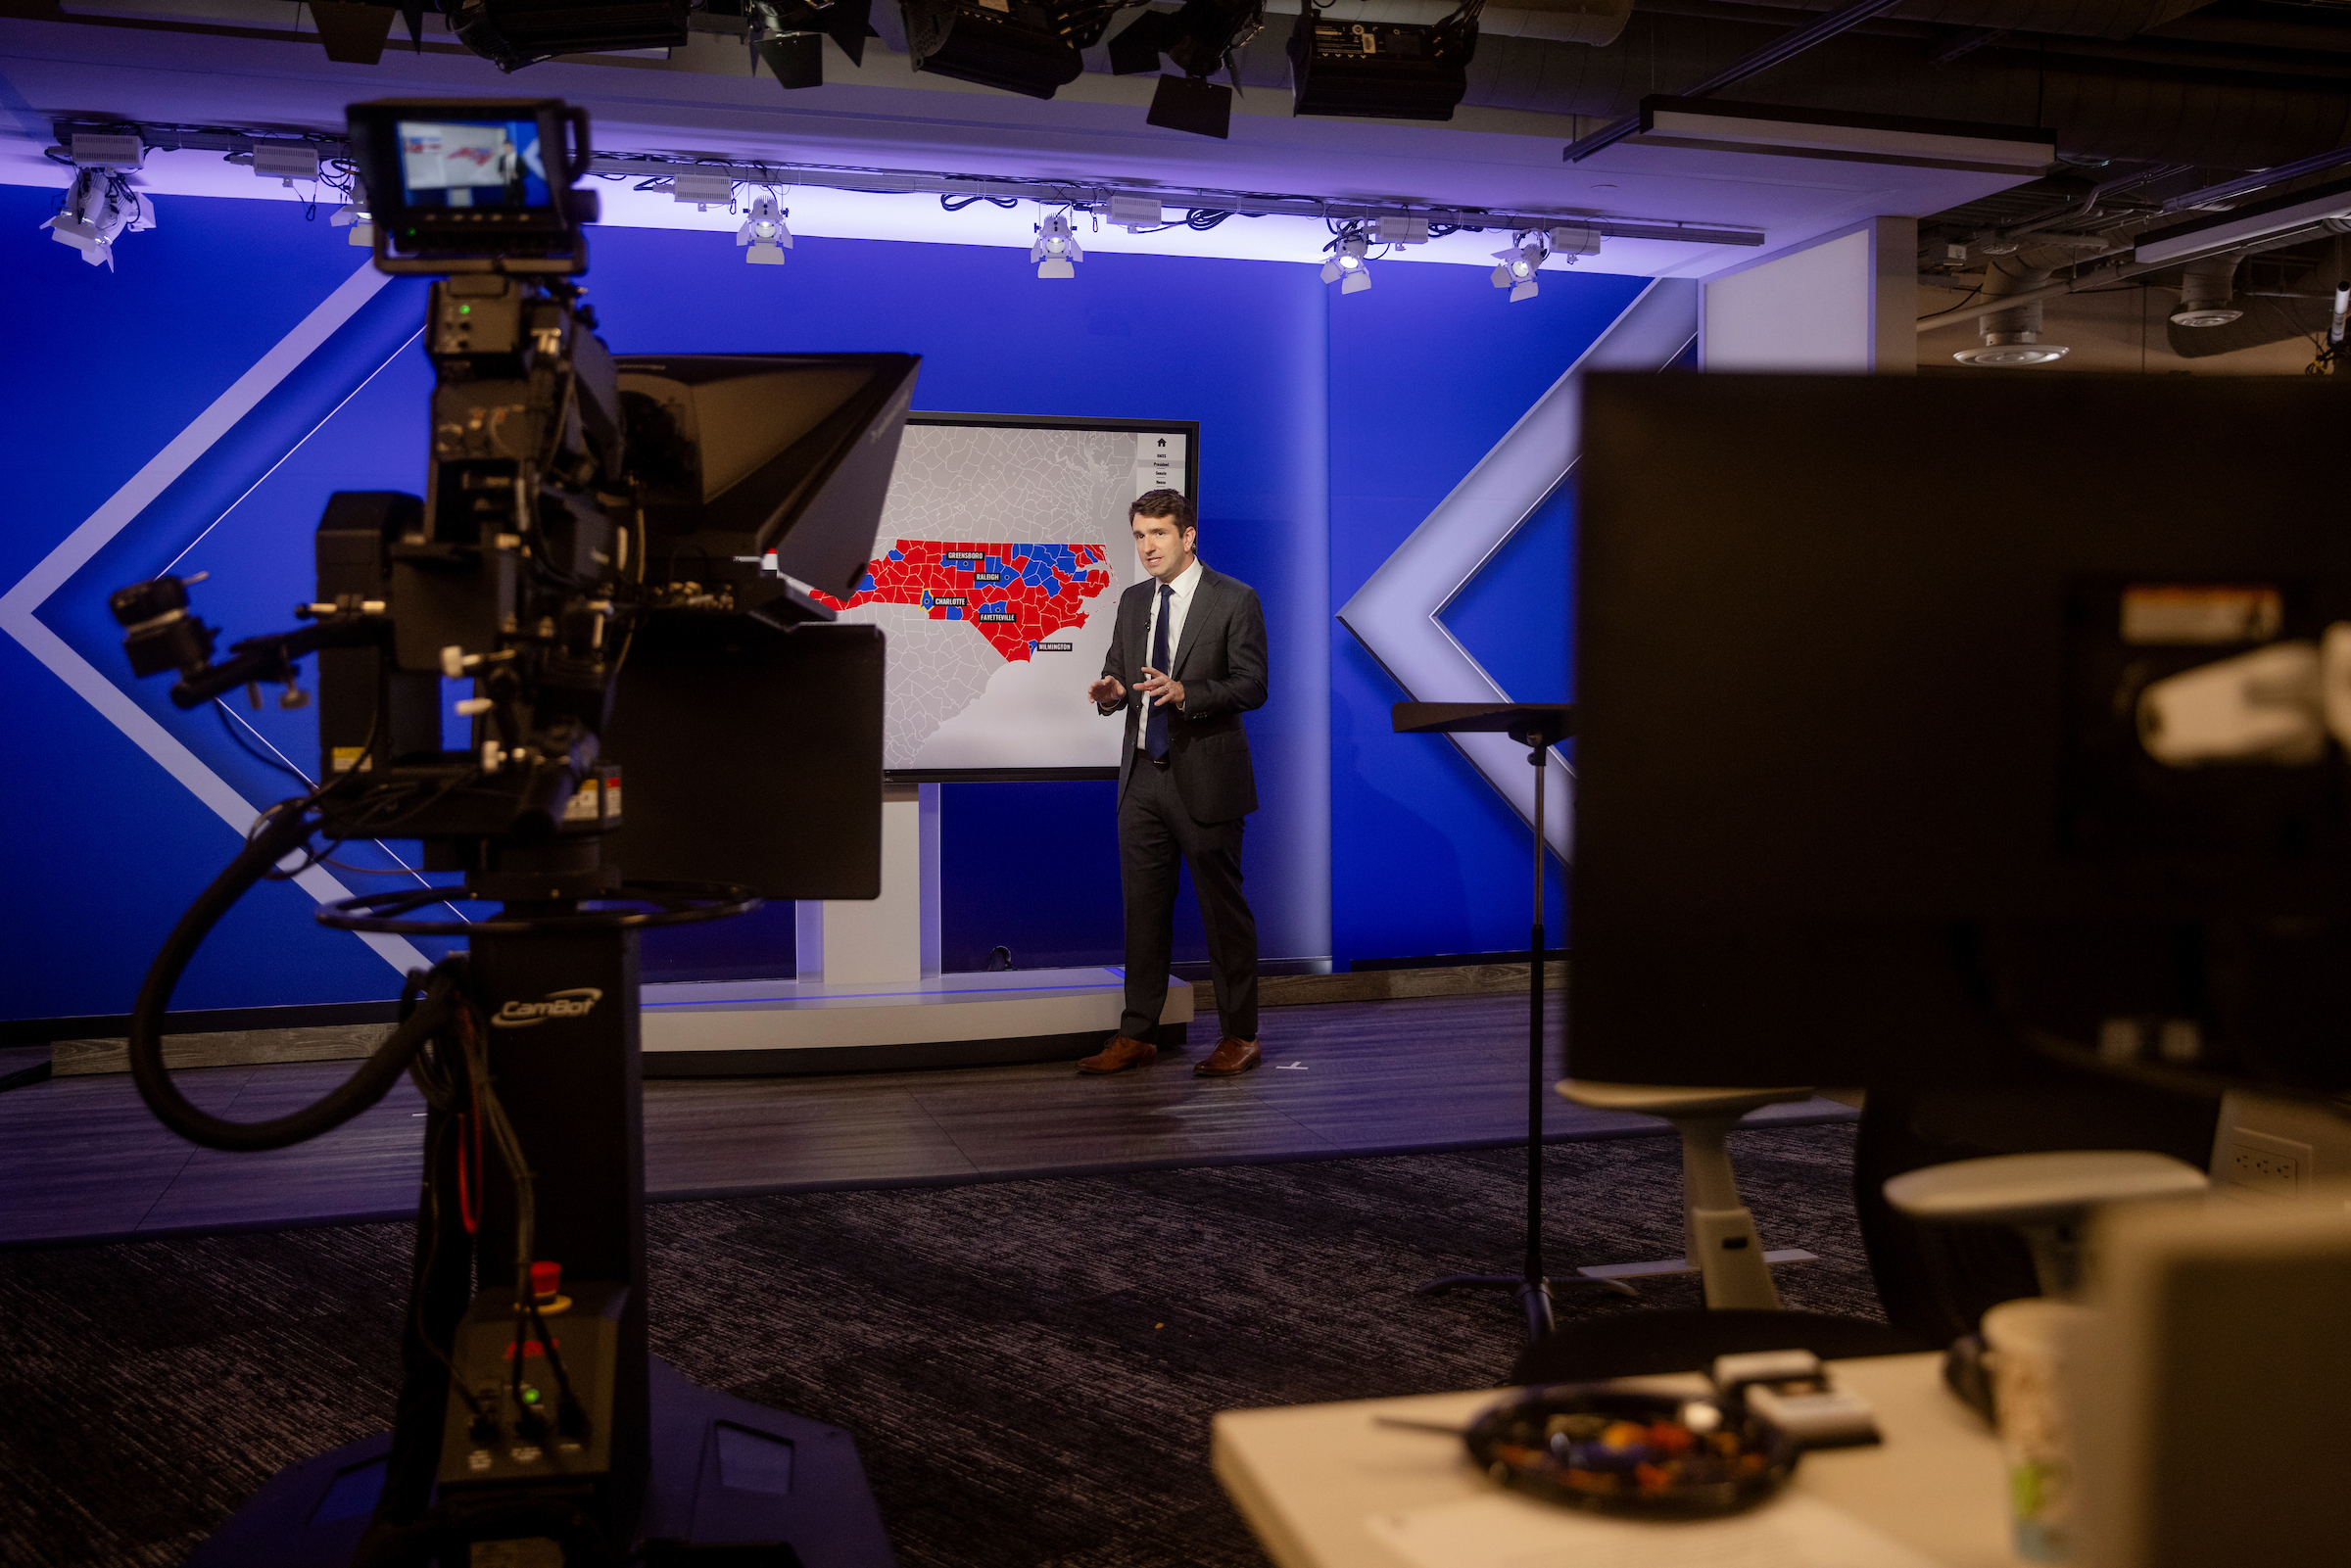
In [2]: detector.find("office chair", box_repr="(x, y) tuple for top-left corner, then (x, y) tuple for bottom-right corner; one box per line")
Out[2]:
(1555, 1080), (1820, 1309)
(1511, 1054), (2222, 1384)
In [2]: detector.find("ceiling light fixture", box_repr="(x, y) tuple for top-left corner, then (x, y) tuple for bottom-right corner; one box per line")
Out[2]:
(1492, 234), (1549, 302)
(1951, 339), (2070, 366)
(446, 0), (690, 71)
(330, 183), (374, 248)
(1289, 0), (1479, 123)
(1032, 211), (1082, 277)
(47, 166), (153, 270)
(903, 0), (1085, 99)
(740, 194), (792, 264)
(745, 0), (879, 89)
(1320, 226), (1372, 294)
(1108, 0), (1266, 140)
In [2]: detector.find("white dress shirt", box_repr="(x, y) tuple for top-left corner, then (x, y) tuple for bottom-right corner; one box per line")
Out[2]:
(1138, 555), (1205, 749)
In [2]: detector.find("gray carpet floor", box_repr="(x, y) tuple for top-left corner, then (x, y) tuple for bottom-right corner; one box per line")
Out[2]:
(0, 1123), (1879, 1568)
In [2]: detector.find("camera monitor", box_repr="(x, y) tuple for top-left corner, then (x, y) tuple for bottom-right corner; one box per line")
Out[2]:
(348, 98), (596, 272)
(1570, 373), (2351, 1096)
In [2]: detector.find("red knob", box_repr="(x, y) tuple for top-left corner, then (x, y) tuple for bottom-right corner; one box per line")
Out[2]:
(531, 1260), (562, 1301)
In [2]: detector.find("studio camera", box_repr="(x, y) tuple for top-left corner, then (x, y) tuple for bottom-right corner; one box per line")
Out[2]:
(108, 97), (916, 1566)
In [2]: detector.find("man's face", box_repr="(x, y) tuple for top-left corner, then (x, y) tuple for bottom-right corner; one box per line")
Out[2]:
(1132, 513), (1197, 584)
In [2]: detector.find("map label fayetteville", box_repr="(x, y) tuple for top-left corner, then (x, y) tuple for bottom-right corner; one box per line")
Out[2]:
(812, 540), (1114, 663)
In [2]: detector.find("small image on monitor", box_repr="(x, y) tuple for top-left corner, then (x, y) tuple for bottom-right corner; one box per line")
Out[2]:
(395, 119), (551, 210)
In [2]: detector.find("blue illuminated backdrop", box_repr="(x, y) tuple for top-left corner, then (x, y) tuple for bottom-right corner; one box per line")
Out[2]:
(1, 183), (1639, 1023)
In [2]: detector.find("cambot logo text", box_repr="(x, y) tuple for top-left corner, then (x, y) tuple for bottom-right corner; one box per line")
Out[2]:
(491, 987), (604, 1028)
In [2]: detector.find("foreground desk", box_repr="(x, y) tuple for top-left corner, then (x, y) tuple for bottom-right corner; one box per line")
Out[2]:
(1213, 1353), (2009, 1568)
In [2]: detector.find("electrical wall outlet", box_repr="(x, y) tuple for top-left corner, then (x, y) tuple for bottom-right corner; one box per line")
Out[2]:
(2225, 1127), (2313, 1202)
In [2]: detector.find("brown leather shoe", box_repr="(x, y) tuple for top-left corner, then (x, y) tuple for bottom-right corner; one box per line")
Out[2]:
(1194, 1037), (1262, 1077)
(1077, 1035), (1158, 1074)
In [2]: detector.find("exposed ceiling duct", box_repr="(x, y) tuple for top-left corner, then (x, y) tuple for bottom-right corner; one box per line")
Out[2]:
(1191, 5), (2351, 169)
(2169, 253), (2345, 359)
(2169, 253), (2241, 328)
(1653, 0), (2215, 43)
(1950, 246), (2079, 363)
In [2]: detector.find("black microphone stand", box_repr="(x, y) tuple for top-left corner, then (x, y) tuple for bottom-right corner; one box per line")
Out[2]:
(1391, 703), (1636, 1344)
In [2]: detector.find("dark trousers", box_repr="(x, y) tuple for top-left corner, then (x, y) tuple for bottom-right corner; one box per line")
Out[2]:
(1118, 756), (1259, 1041)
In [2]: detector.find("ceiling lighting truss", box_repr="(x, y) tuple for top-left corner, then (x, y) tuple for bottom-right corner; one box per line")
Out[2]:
(42, 119), (1770, 258)
(1562, 0), (1906, 162)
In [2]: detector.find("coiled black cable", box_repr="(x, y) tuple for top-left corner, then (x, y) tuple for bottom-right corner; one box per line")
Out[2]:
(127, 797), (464, 1152)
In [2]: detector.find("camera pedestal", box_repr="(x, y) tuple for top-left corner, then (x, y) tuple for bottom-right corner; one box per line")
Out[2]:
(185, 1358), (895, 1568)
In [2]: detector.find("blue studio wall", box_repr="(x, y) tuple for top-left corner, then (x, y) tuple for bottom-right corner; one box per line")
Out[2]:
(1, 182), (1635, 1023)
(1325, 262), (1647, 966)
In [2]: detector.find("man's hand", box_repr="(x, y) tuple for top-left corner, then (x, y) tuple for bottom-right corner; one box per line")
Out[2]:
(1088, 675), (1127, 707)
(1136, 666), (1185, 712)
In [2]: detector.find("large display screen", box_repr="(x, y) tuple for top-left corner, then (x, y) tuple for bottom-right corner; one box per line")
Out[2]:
(803, 413), (1197, 780)
(393, 119), (552, 210)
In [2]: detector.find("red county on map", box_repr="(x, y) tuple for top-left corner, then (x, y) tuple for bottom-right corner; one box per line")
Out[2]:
(808, 540), (1116, 662)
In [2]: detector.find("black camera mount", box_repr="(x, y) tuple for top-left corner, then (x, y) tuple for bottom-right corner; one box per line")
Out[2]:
(116, 96), (911, 1568)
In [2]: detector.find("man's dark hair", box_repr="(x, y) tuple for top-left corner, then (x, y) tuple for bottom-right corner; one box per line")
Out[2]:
(1129, 489), (1196, 531)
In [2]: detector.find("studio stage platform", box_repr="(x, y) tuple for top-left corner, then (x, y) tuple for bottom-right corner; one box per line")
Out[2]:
(640, 966), (1194, 1075)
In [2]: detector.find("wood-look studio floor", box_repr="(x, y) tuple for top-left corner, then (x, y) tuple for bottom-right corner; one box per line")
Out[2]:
(0, 991), (1854, 1250)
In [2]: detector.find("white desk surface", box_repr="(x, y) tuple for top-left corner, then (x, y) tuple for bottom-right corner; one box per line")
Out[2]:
(1212, 1353), (2012, 1568)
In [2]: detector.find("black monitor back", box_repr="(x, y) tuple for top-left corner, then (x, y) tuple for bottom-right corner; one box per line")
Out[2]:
(1570, 373), (2351, 1092)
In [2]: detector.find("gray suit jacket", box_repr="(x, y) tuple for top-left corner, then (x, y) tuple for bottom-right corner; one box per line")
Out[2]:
(1097, 564), (1269, 823)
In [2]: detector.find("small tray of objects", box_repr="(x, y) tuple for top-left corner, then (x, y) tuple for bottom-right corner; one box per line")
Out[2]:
(1456, 1349), (1879, 1518)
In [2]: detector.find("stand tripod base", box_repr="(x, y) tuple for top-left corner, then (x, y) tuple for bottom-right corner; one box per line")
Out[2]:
(185, 1358), (895, 1567)
(1416, 1269), (1639, 1345)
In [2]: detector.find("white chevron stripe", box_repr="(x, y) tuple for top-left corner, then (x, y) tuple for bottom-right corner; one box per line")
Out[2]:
(1335, 278), (1702, 865)
(0, 260), (429, 976)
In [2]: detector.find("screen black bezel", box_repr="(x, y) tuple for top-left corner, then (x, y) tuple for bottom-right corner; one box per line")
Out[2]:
(348, 98), (591, 274)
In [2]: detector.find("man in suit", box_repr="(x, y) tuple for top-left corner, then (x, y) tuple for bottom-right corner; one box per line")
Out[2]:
(1080, 490), (1269, 1077)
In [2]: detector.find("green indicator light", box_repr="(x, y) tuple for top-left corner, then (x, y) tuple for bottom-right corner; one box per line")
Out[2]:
(458, 306), (471, 315)
(521, 1387), (541, 1404)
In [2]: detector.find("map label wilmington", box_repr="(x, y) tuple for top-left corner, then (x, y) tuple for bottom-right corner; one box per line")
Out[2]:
(811, 540), (1115, 663)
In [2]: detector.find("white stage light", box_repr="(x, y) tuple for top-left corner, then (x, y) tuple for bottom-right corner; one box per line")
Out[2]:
(330, 195), (374, 247)
(1032, 212), (1082, 279)
(675, 172), (736, 211)
(1490, 235), (1550, 302)
(738, 195), (792, 264)
(46, 167), (153, 270)
(1320, 229), (1372, 294)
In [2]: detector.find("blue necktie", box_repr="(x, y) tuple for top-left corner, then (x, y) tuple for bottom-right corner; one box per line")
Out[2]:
(1144, 582), (1173, 760)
